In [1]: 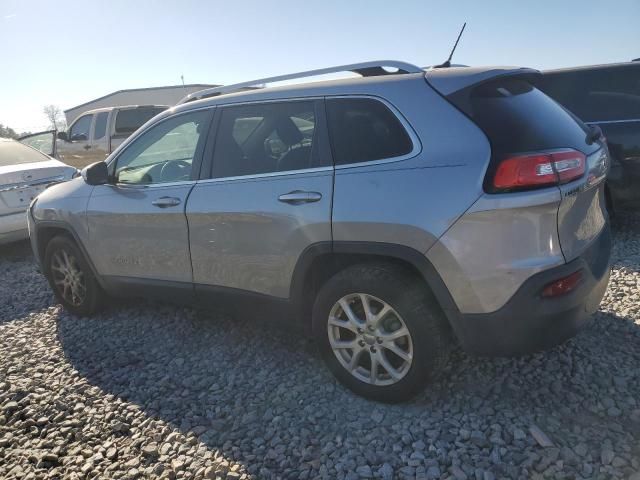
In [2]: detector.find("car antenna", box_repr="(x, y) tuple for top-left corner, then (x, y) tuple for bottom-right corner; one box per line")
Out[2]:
(434, 22), (466, 68)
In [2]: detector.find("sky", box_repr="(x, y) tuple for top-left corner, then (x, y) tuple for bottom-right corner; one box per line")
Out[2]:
(1, 0), (639, 132)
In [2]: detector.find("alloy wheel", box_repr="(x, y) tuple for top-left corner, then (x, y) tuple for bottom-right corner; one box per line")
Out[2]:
(50, 249), (86, 306)
(327, 293), (413, 386)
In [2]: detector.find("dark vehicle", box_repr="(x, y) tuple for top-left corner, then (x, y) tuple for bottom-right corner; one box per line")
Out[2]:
(539, 61), (640, 211)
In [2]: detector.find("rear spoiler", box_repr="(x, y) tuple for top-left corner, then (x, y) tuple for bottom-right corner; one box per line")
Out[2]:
(425, 66), (541, 116)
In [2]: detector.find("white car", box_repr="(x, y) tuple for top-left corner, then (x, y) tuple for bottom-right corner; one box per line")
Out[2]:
(0, 138), (76, 244)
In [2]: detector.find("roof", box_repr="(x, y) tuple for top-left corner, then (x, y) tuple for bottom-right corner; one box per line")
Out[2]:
(171, 72), (427, 116)
(425, 66), (539, 95)
(64, 84), (218, 114)
(543, 61), (640, 75)
(81, 105), (169, 115)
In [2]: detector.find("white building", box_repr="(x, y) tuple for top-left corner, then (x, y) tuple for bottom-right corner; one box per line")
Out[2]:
(64, 84), (217, 125)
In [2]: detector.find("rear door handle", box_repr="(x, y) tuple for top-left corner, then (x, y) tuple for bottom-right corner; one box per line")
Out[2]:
(278, 190), (322, 205)
(152, 196), (181, 208)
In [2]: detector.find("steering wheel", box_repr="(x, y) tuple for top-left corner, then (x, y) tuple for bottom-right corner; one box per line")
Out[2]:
(160, 159), (191, 182)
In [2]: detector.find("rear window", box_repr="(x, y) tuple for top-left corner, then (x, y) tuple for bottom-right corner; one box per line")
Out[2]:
(467, 79), (595, 159)
(0, 140), (49, 166)
(539, 66), (640, 122)
(114, 107), (166, 136)
(326, 98), (413, 165)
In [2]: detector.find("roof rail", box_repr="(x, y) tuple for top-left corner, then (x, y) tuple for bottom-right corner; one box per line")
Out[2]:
(178, 60), (423, 104)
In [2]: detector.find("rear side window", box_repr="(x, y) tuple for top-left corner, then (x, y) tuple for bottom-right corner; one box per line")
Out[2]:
(212, 101), (319, 178)
(326, 98), (413, 165)
(540, 66), (640, 122)
(468, 79), (595, 158)
(114, 107), (166, 136)
(93, 112), (109, 140)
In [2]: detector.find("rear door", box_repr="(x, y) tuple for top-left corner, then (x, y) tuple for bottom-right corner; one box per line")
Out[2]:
(186, 99), (333, 299)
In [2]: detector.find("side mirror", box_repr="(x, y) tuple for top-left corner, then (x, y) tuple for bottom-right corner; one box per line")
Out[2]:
(57, 131), (68, 141)
(81, 162), (109, 186)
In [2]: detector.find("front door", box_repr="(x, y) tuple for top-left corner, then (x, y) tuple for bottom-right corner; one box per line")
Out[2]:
(85, 109), (212, 285)
(187, 100), (333, 299)
(58, 113), (94, 168)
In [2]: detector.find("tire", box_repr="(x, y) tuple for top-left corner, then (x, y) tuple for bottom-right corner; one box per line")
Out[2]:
(43, 235), (103, 316)
(312, 263), (450, 403)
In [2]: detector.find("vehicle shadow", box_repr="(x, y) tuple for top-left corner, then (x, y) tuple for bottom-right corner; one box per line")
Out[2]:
(0, 240), (54, 324)
(54, 297), (640, 478)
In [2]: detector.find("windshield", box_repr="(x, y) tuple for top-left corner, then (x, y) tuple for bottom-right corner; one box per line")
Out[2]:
(0, 139), (50, 167)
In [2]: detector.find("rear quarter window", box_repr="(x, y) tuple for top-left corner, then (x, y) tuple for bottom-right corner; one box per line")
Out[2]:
(326, 98), (413, 165)
(114, 107), (167, 136)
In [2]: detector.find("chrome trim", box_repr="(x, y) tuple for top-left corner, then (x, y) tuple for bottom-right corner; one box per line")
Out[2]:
(586, 119), (640, 125)
(111, 179), (195, 189)
(196, 166), (333, 185)
(0, 175), (67, 193)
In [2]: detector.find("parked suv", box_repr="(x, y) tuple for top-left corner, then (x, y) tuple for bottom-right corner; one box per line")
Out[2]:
(538, 61), (640, 211)
(28, 61), (611, 402)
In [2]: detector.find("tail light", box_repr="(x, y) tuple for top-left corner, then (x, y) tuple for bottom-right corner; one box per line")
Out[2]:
(492, 150), (586, 192)
(541, 270), (583, 298)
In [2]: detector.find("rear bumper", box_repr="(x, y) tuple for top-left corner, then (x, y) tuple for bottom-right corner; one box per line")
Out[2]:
(0, 211), (28, 244)
(450, 223), (612, 356)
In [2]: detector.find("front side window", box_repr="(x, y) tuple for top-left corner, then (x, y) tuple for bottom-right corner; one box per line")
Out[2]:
(114, 110), (209, 185)
(326, 98), (413, 165)
(93, 112), (109, 140)
(69, 114), (93, 141)
(212, 101), (317, 178)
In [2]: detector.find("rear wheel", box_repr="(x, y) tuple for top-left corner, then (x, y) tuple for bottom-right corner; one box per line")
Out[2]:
(312, 263), (450, 402)
(44, 235), (103, 316)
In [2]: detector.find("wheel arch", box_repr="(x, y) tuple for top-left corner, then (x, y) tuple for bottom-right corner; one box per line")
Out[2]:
(290, 241), (461, 334)
(34, 221), (106, 289)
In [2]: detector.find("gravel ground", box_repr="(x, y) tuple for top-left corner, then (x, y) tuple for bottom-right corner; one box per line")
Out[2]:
(1, 215), (639, 480)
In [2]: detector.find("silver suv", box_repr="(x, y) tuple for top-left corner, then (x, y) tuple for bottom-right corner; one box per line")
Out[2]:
(28, 61), (612, 402)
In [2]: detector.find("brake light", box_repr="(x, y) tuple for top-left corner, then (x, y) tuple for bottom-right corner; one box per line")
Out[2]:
(493, 150), (586, 191)
(541, 270), (583, 298)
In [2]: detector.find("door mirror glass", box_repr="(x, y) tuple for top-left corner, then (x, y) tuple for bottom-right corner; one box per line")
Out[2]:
(82, 161), (109, 185)
(57, 131), (68, 141)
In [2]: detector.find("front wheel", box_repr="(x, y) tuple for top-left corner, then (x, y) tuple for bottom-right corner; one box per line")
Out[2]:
(44, 235), (103, 316)
(312, 263), (451, 403)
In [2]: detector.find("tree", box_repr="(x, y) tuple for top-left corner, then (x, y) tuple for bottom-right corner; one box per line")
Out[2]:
(0, 124), (19, 139)
(43, 105), (66, 131)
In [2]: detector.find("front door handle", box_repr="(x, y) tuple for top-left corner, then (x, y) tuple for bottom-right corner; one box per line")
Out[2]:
(152, 196), (181, 208)
(83, 145), (91, 150)
(278, 190), (322, 205)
